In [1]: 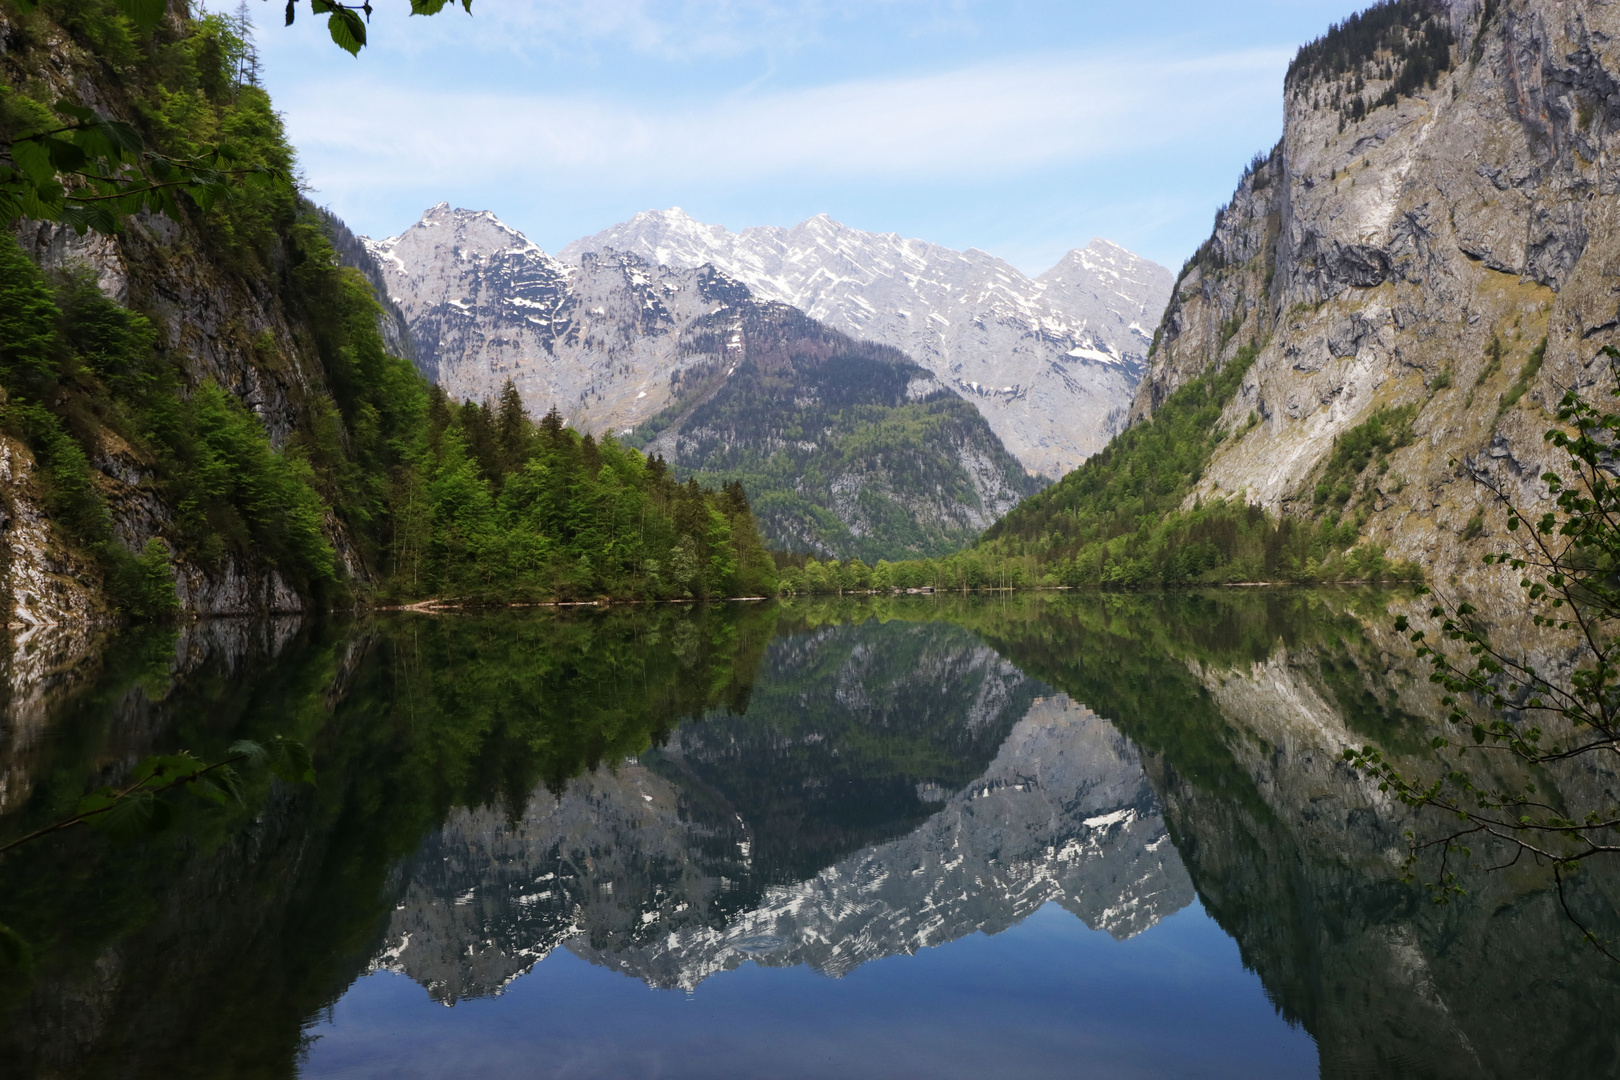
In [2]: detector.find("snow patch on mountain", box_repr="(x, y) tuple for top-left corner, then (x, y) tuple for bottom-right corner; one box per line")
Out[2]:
(562, 209), (1174, 478)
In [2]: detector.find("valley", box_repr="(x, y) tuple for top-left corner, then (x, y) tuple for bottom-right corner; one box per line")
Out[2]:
(4, 2), (1620, 1077)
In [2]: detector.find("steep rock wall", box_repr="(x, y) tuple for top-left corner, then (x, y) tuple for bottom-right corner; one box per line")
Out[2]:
(1133, 0), (1620, 583)
(1, 8), (378, 625)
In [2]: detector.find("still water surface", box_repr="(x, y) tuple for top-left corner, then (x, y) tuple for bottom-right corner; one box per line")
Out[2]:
(1, 593), (1616, 1078)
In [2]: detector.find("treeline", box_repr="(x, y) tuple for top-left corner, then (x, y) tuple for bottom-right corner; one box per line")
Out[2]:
(1286, 0), (1454, 90)
(778, 341), (1419, 594)
(1285, 0), (1456, 125)
(391, 389), (777, 602)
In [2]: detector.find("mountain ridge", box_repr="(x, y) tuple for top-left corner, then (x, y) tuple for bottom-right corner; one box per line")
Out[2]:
(562, 208), (1173, 478)
(361, 205), (1038, 559)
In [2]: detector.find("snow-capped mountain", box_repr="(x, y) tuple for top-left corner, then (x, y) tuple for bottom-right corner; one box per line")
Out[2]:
(373, 693), (1190, 1000)
(363, 203), (751, 434)
(562, 210), (1174, 478)
(361, 204), (1040, 559)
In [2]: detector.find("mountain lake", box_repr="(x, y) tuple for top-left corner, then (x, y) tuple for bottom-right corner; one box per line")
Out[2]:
(1, 592), (1615, 1078)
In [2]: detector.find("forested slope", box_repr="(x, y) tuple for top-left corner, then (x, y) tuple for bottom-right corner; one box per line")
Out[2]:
(0, 1), (772, 621)
(634, 303), (1043, 562)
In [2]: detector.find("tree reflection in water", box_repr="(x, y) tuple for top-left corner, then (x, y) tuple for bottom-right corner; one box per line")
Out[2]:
(0, 592), (1615, 1078)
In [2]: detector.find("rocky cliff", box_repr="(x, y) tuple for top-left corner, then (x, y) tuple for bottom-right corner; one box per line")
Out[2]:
(364, 204), (744, 431)
(1, 4), (415, 626)
(565, 209), (1173, 479)
(5, 209), (339, 623)
(1134, 0), (1620, 582)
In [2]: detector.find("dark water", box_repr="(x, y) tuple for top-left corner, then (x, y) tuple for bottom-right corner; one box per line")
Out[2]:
(0, 593), (1616, 1079)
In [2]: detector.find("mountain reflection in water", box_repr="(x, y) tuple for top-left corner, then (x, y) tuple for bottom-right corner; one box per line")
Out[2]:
(1, 593), (1617, 1079)
(381, 682), (1192, 999)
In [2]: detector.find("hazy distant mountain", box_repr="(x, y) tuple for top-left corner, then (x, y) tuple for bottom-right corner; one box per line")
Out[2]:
(563, 210), (1174, 478)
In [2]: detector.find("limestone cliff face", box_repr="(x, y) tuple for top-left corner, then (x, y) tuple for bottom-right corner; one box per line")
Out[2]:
(1133, 0), (1620, 581)
(6, 214), (325, 625)
(1150, 607), (1620, 1079)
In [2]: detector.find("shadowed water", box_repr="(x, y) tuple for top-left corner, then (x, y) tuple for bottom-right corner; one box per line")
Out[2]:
(0, 593), (1616, 1078)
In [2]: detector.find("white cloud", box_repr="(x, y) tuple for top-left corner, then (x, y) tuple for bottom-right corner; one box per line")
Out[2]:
(280, 47), (1287, 204)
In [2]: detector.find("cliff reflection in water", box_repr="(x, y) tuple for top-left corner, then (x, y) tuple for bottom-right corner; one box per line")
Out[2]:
(0, 594), (1617, 1079)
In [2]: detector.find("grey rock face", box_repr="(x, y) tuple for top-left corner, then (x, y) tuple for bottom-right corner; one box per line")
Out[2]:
(1126, 0), (1620, 585)
(373, 693), (1191, 1000)
(365, 203), (751, 436)
(564, 211), (1174, 478)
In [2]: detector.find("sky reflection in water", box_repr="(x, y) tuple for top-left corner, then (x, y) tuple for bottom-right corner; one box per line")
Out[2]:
(303, 902), (1314, 1080)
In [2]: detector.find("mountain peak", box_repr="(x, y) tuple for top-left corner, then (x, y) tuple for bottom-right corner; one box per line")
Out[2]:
(560, 209), (1172, 477)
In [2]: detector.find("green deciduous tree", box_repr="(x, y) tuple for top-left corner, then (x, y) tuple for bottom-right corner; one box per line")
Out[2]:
(1349, 352), (1620, 959)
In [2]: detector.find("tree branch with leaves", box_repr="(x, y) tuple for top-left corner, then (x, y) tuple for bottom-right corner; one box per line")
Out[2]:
(1, 0), (472, 234)
(1346, 346), (1620, 958)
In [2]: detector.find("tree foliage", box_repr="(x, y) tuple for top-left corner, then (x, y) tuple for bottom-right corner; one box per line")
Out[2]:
(1287, 0), (1456, 124)
(1348, 356), (1620, 959)
(402, 393), (776, 602)
(1, 0), (470, 234)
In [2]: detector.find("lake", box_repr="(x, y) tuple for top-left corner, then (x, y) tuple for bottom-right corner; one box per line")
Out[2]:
(1, 592), (1616, 1078)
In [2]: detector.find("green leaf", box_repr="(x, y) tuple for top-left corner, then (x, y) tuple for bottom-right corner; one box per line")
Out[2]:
(132, 753), (205, 786)
(74, 788), (119, 817)
(53, 100), (94, 123)
(228, 739), (270, 769)
(93, 789), (159, 839)
(270, 738), (316, 785)
(60, 205), (118, 235)
(94, 118), (146, 157)
(327, 7), (366, 55)
(9, 139), (59, 187)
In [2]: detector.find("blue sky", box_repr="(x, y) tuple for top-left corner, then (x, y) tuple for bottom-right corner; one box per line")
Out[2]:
(250, 0), (1372, 275)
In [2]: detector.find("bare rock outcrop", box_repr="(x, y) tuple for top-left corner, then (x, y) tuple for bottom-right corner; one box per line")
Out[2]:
(1130, 0), (1620, 585)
